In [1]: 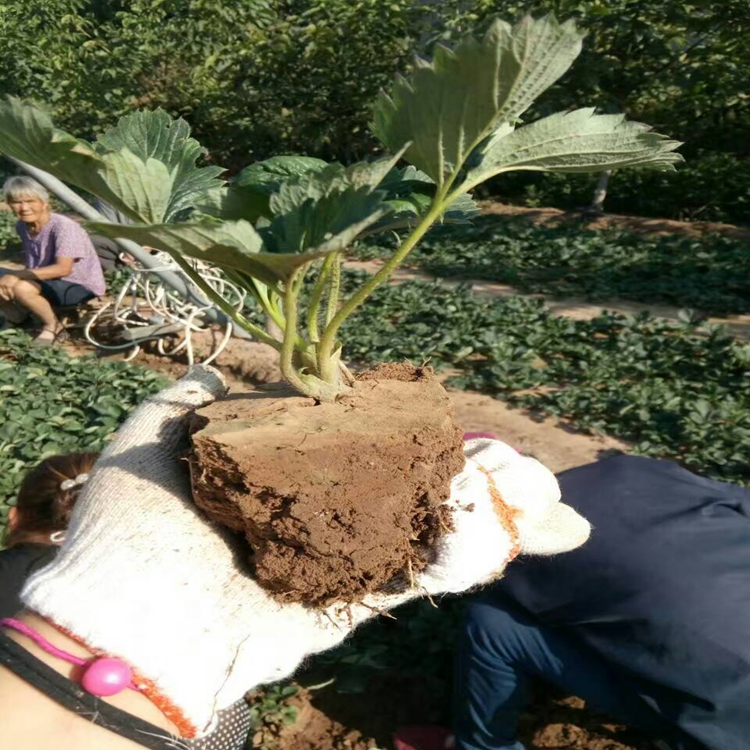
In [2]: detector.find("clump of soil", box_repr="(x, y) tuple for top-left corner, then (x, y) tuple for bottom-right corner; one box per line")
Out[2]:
(189, 363), (465, 606)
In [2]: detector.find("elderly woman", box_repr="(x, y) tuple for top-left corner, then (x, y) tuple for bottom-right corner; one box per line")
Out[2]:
(0, 176), (106, 345)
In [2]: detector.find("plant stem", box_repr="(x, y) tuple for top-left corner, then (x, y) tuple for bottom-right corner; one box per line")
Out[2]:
(279, 269), (345, 401)
(307, 255), (335, 342)
(224, 269), (287, 332)
(279, 268), (313, 396)
(325, 254), (342, 326)
(316, 199), (446, 383)
(168, 254), (282, 350)
(255, 284), (288, 333)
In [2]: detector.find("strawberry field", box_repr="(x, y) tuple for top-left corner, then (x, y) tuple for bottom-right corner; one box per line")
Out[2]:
(1, 2), (748, 747)
(2, 203), (748, 749)
(2, 224), (748, 522)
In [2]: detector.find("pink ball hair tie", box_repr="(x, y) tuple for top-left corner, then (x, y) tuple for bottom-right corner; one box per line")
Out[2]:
(0, 617), (137, 697)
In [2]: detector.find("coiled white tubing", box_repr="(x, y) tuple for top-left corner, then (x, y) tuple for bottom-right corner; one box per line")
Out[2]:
(83, 253), (245, 365)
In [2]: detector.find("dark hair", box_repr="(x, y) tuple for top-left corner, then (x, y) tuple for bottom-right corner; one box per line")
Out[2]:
(5, 452), (99, 548)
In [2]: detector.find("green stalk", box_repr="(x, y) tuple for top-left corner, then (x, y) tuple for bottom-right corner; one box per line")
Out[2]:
(307, 254), (335, 342)
(254, 284), (288, 333)
(224, 267), (313, 354)
(279, 268), (311, 395)
(167, 254), (282, 351)
(325, 253), (342, 326)
(223, 268), (287, 332)
(314, 124), (491, 384)
(316, 199), (447, 383)
(279, 266), (344, 401)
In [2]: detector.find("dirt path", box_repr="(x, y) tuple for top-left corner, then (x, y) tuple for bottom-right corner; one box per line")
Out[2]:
(479, 200), (750, 240)
(344, 259), (750, 341)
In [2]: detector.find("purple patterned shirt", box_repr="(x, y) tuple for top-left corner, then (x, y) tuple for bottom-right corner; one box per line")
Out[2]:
(17, 213), (106, 296)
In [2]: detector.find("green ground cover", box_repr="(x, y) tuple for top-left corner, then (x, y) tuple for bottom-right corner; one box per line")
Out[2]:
(0, 330), (165, 528)
(358, 217), (750, 316)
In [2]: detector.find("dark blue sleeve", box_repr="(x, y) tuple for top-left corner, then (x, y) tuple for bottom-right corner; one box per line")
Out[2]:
(495, 455), (750, 750)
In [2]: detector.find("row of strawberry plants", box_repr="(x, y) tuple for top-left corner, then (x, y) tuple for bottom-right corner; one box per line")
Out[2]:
(357, 216), (750, 315)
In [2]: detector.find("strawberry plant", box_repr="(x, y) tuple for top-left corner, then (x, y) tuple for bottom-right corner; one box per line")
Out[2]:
(246, 683), (300, 749)
(0, 14), (681, 403)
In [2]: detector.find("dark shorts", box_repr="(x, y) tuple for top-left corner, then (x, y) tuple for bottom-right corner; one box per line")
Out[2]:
(38, 279), (95, 307)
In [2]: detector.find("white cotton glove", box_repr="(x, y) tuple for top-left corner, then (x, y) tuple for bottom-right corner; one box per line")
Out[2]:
(22, 366), (590, 738)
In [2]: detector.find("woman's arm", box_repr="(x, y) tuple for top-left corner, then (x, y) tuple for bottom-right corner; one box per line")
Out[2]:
(16, 257), (75, 281)
(0, 614), (178, 749)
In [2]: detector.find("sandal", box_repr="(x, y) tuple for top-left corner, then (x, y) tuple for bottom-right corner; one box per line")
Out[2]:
(31, 326), (68, 347)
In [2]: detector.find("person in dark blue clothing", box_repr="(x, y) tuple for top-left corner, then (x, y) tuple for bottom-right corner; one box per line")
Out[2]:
(453, 455), (750, 750)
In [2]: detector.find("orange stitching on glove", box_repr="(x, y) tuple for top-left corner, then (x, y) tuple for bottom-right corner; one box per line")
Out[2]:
(476, 465), (522, 562)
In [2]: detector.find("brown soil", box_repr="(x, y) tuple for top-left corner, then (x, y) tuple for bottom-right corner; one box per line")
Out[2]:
(479, 200), (750, 240)
(253, 684), (658, 750)
(189, 363), (465, 606)
(251, 689), (379, 750)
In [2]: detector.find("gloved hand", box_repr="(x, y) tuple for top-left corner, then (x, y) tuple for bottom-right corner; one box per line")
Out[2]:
(22, 366), (590, 738)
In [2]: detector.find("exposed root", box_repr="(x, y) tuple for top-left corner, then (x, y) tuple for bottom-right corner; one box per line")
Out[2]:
(359, 602), (397, 620)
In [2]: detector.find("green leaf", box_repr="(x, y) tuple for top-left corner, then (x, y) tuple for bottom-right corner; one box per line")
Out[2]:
(226, 153), (405, 223)
(262, 186), (390, 257)
(367, 166), (479, 233)
(0, 97), (120, 205)
(234, 155), (330, 192)
(0, 98), (224, 224)
(342, 147), (409, 191)
(88, 219), (278, 286)
(465, 109), (683, 187)
(444, 190), (480, 224)
(248, 155), (396, 257)
(371, 15), (584, 185)
(194, 185), (271, 223)
(95, 110), (225, 222)
(226, 155), (331, 220)
(97, 150), (174, 225)
(87, 214), (384, 284)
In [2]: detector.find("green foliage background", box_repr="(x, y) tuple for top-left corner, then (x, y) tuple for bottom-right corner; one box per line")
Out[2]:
(1, 0), (747, 220)
(0, 330), (166, 530)
(359, 216), (750, 315)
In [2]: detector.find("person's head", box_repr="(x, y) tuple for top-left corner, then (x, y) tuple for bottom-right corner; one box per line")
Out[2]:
(3, 175), (51, 225)
(4, 452), (99, 548)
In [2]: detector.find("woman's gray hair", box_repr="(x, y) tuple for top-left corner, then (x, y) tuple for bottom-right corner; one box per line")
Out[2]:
(3, 175), (50, 204)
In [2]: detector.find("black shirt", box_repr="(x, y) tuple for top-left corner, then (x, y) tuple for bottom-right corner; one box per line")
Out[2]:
(497, 455), (750, 750)
(0, 544), (58, 618)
